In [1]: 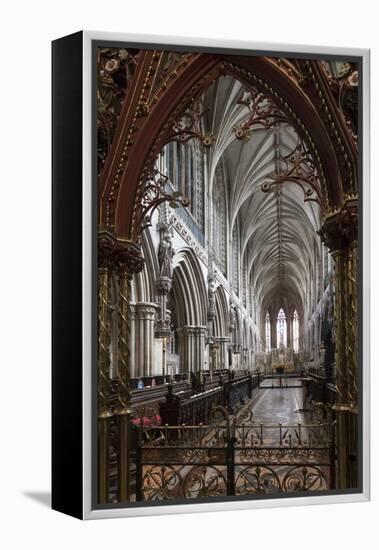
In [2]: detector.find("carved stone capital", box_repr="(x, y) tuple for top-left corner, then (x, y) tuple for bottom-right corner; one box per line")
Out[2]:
(154, 319), (171, 339)
(182, 326), (208, 337)
(156, 276), (172, 295)
(216, 336), (230, 344)
(135, 302), (157, 320)
(318, 200), (358, 252)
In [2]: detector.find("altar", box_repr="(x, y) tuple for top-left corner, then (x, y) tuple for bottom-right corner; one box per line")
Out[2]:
(271, 362), (295, 374)
(271, 347), (295, 373)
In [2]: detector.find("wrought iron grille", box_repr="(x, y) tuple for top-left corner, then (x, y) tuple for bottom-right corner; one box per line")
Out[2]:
(134, 406), (335, 501)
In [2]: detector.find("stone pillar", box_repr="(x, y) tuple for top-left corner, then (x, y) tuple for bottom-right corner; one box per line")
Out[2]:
(129, 304), (136, 378)
(155, 215), (175, 376)
(319, 201), (358, 489)
(135, 302), (157, 377)
(155, 212), (174, 328)
(217, 337), (230, 370)
(154, 276), (172, 378)
(250, 350), (255, 370)
(155, 276), (172, 338)
(207, 264), (217, 371)
(243, 348), (249, 370)
(181, 326), (207, 373)
(228, 302), (236, 366)
(176, 328), (186, 373)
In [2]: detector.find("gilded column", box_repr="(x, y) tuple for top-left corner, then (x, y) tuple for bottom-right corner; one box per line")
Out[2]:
(114, 239), (145, 503)
(319, 200), (358, 489)
(346, 240), (358, 409)
(332, 249), (348, 402)
(97, 232), (114, 504)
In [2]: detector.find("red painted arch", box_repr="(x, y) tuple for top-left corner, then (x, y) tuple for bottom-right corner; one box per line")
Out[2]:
(99, 53), (344, 239)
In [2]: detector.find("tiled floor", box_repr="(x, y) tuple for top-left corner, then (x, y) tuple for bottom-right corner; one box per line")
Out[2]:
(251, 379), (310, 425)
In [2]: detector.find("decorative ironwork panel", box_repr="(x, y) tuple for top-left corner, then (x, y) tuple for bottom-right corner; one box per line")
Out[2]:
(141, 465), (228, 501)
(134, 406), (335, 501)
(234, 421), (332, 448)
(234, 464), (329, 495)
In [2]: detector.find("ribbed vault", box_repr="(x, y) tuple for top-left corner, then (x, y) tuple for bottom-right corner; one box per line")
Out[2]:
(203, 75), (322, 334)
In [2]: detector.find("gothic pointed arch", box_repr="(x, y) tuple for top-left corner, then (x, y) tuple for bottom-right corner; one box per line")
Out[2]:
(99, 52), (356, 241)
(171, 248), (207, 327)
(130, 230), (159, 303)
(214, 284), (229, 338)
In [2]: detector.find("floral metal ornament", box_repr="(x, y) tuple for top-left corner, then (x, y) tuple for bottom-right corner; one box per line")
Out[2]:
(167, 99), (216, 148)
(135, 168), (190, 233)
(233, 85), (290, 140)
(261, 138), (323, 207)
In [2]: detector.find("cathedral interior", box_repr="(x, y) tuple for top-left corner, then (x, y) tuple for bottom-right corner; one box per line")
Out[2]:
(96, 47), (359, 505)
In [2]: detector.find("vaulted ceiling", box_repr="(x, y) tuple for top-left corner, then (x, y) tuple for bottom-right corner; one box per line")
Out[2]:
(204, 75), (322, 316)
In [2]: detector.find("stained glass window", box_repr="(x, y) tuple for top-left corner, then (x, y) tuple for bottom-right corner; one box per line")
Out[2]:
(276, 308), (287, 348)
(293, 309), (299, 353)
(265, 312), (271, 351)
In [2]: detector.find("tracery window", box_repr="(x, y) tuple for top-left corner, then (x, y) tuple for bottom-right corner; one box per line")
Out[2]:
(265, 312), (271, 351)
(293, 309), (299, 353)
(164, 141), (204, 231)
(165, 140), (176, 184)
(276, 308), (287, 348)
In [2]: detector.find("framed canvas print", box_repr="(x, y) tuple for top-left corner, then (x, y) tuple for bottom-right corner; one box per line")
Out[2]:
(52, 31), (370, 519)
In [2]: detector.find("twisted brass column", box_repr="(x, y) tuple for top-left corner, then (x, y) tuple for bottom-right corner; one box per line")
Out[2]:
(115, 268), (132, 502)
(319, 201), (358, 489)
(346, 240), (358, 487)
(333, 249), (349, 404)
(114, 239), (145, 503)
(332, 248), (351, 488)
(97, 264), (113, 504)
(346, 241), (358, 409)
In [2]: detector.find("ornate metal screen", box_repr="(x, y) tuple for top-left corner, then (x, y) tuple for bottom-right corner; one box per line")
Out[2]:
(134, 406), (335, 501)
